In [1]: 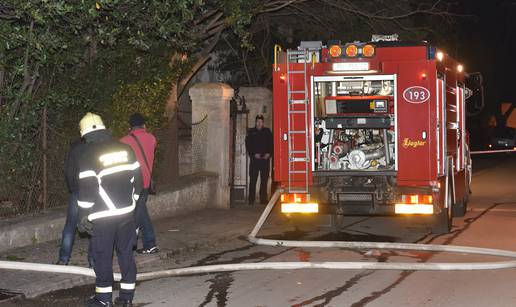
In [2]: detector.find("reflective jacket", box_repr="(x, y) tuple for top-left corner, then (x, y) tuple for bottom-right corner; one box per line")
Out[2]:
(77, 130), (143, 222)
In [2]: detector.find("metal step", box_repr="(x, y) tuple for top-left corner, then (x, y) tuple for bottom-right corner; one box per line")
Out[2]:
(288, 71), (305, 74)
(289, 99), (307, 104)
(288, 188), (309, 193)
(290, 158), (308, 162)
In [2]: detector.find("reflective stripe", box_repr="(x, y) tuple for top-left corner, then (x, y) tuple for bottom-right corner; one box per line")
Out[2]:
(88, 202), (136, 221)
(80, 161), (140, 221)
(95, 286), (112, 293)
(99, 186), (117, 211)
(79, 170), (96, 179)
(98, 162), (140, 178)
(120, 283), (136, 290)
(77, 200), (94, 209)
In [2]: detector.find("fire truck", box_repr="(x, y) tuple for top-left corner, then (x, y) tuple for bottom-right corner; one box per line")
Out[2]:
(272, 36), (474, 234)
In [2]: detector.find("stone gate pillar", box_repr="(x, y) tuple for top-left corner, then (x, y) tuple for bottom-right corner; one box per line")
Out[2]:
(189, 83), (234, 208)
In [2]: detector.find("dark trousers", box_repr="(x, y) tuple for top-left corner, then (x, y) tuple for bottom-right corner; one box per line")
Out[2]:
(91, 215), (137, 302)
(249, 157), (270, 203)
(135, 189), (157, 249)
(58, 192), (94, 266)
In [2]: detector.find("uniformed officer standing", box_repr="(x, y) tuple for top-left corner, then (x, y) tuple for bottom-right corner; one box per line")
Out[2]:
(76, 113), (142, 307)
(245, 114), (273, 205)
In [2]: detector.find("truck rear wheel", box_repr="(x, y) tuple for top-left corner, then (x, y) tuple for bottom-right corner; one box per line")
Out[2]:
(431, 184), (453, 234)
(452, 197), (467, 217)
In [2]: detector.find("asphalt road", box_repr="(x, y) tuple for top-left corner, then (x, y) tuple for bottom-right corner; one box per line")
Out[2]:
(5, 154), (516, 307)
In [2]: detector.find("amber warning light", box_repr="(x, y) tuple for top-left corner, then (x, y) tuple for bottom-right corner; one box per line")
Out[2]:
(345, 44), (358, 57)
(362, 44), (375, 57)
(329, 45), (342, 57)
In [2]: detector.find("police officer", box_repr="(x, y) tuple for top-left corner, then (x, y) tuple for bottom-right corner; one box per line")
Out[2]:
(77, 113), (142, 307)
(245, 114), (273, 205)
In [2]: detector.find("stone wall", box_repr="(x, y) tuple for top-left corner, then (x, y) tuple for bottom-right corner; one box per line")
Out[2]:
(0, 173), (218, 252)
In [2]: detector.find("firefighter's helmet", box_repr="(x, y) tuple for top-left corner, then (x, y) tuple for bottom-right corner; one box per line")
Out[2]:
(79, 112), (105, 136)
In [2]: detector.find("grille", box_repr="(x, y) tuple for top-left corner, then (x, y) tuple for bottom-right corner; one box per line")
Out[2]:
(338, 193), (373, 202)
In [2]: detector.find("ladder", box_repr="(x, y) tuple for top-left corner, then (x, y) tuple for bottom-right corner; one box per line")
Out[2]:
(286, 49), (310, 193)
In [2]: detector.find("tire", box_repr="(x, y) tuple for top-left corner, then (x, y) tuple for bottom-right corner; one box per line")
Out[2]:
(452, 197), (467, 217)
(431, 183), (453, 234)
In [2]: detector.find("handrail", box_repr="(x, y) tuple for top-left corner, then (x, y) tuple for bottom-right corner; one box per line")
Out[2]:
(274, 44), (283, 71)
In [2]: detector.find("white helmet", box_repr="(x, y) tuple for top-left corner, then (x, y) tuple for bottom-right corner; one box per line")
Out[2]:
(79, 112), (105, 136)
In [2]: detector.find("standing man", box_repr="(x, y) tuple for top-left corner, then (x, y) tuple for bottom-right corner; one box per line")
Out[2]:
(56, 137), (94, 267)
(120, 113), (159, 254)
(77, 112), (142, 307)
(245, 114), (273, 205)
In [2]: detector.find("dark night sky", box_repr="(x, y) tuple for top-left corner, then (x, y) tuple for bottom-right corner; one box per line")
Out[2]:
(453, 0), (516, 113)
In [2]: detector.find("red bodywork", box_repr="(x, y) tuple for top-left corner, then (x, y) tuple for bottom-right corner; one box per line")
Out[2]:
(272, 41), (469, 216)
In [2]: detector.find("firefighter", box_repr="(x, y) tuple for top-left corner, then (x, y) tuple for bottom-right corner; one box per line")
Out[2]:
(76, 112), (142, 307)
(245, 114), (273, 205)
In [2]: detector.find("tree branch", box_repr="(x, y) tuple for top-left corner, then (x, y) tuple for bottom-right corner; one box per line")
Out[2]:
(320, 0), (460, 21)
(11, 19), (34, 118)
(261, 0), (308, 13)
(177, 32), (222, 98)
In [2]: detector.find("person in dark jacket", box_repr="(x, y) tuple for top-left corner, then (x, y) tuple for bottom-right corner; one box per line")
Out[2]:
(56, 138), (94, 267)
(77, 112), (142, 307)
(245, 114), (273, 205)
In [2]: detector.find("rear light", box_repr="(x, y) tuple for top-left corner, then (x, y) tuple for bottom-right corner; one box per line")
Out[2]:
(345, 44), (358, 57)
(395, 194), (434, 215)
(329, 45), (342, 57)
(395, 204), (433, 214)
(436, 51), (444, 61)
(281, 193), (309, 203)
(400, 194), (433, 204)
(280, 193), (318, 213)
(281, 203), (319, 213)
(362, 44), (375, 57)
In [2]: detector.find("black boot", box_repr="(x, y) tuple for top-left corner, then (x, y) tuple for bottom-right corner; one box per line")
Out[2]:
(85, 296), (113, 307)
(114, 297), (133, 307)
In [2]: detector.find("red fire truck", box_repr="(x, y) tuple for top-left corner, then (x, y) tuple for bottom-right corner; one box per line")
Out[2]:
(272, 36), (474, 233)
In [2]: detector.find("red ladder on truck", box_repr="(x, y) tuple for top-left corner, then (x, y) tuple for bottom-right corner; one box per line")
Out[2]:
(286, 48), (310, 193)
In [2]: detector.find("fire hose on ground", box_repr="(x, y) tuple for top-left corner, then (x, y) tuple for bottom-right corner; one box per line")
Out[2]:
(2, 189), (516, 282)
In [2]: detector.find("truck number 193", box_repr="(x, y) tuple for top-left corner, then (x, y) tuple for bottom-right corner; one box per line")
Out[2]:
(403, 86), (430, 104)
